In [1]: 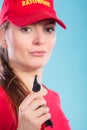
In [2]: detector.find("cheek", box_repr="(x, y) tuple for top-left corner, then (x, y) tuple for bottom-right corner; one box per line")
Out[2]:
(48, 36), (56, 52)
(5, 33), (23, 61)
(6, 30), (24, 52)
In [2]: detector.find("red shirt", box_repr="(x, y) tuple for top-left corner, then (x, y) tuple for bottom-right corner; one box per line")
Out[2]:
(0, 86), (71, 130)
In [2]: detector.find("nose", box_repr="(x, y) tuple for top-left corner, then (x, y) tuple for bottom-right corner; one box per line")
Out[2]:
(32, 28), (46, 46)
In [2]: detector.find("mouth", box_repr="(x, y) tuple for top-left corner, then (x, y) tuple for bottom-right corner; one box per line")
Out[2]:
(29, 50), (47, 57)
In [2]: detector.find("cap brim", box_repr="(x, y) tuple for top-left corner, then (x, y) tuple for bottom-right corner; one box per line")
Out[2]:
(8, 10), (66, 29)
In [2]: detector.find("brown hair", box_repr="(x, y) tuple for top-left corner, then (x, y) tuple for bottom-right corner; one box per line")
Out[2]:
(0, 22), (29, 111)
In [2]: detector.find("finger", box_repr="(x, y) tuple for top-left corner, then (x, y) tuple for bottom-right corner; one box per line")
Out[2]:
(19, 93), (42, 111)
(19, 98), (47, 119)
(37, 112), (51, 125)
(34, 106), (50, 118)
(29, 98), (46, 111)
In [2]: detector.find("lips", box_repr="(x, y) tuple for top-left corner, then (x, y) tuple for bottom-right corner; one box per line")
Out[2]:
(29, 50), (47, 57)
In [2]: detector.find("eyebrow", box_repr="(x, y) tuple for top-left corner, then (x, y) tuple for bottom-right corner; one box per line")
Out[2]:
(45, 20), (56, 26)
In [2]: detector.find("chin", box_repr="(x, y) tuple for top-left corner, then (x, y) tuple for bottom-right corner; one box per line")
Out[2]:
(33, 64), (46, 69)
(30, 62), (47, 69)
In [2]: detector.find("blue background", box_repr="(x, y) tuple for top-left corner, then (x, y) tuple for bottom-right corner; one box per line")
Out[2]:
(0, 0), (87, 130)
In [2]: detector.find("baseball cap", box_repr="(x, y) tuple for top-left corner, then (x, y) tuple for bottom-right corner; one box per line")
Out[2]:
(0, 0), (66, 29)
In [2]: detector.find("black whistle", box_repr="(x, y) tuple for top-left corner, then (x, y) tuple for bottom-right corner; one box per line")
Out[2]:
(32, 75), (53, 128)
(32, 75), (41, 92)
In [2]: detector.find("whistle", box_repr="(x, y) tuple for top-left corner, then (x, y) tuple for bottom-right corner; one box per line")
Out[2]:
(32, 75), (53, 128)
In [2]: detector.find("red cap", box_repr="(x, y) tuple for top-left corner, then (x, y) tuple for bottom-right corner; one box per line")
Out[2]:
(0, 0), (66, 29)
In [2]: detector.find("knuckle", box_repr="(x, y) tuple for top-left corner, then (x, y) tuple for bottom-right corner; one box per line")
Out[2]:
(19, 104), (23, 111)
(41, 98), (46, 105)
(46, 113), (51, 119)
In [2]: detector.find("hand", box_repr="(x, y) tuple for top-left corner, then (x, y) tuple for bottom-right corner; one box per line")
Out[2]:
(17, 93), (51, 130)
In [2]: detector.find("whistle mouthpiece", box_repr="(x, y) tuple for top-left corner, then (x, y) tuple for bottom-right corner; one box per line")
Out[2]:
(32, 75), (41, 92)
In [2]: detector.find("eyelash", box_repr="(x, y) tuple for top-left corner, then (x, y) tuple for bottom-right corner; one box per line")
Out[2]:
(21, 27), (31, 32)
(20, 26), (55, 33)
(45, 27), (55, 33)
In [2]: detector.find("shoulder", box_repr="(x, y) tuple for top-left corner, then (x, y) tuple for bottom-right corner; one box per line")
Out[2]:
(43, 85), (59, 96)
(0, 86), (8, 108)
(0, 86), (9, 106)
(0, 86), (14, 126)
(44, 86), (61, 105)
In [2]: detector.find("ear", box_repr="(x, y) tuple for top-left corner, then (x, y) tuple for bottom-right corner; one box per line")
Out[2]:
(0, 28), (8, 48)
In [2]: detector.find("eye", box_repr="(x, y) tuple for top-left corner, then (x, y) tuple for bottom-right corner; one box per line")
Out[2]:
(20, 27), (31, 33)
(45, 26), (55, 33)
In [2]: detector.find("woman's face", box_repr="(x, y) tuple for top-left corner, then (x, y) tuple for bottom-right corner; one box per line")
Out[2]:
(5, 19), (56, 71)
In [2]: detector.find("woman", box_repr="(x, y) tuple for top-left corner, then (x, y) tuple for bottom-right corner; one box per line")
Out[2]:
(0, 0), (71, 130)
